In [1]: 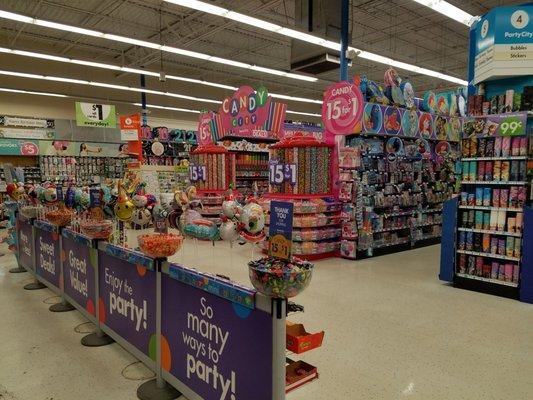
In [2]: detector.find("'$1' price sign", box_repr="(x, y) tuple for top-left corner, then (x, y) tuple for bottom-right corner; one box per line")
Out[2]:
(189, 165), (206, 182)
(269, 234), (291, 260)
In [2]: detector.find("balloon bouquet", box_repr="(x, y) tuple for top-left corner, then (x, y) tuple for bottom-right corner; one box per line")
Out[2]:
(219, 191), (266, 247)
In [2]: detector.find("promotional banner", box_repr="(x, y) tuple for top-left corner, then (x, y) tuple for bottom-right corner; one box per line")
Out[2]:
(473, 5), (533, 83)
(17, 219), (34, 271)
(200, 86), (287, 141)
(0, 139), (40, 155)
(321, 81), (364, 135)
(98, 252), (156, 356)
(0, 115), (55, 129)
(38, 140), (129, 157)
(0, 127), (54, 140)
(268, 201), (294, 260)
(161, 272), (273, 400)
(62, 236), (96, 316)
(120, 114), (141, 141)
(75, 102), (117, 128)
(462, 112), (528, 138)
(35, 228), (60, 288)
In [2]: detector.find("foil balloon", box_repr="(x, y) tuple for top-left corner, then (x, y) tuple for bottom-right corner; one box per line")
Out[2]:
(132, 193), (148, 208)
(6, 183), (25, 201)
(42, 185), (58, 205)
(239, 201), (266, 243)
(114, 181), (134, 222)
(132, 208), (152, 226)
(219, 220), (240, 243)
(222, 199), (242, 219)
(64, 185), (76, 208)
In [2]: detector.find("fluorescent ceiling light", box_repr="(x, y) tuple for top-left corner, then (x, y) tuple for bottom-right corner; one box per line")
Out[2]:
(0, 69), (222, 104)
(0, 9), (316, 82)
(286, 110), (321, 117)
(165, 0), (467, 85)
(0, 87), (67, 97)
(133, 102), (201, 114)
(0, 46), (323, 103)
(410, 0), (475, 26)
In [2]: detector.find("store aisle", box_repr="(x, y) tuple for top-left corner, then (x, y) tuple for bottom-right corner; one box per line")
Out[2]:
(1, 242), (532, 400)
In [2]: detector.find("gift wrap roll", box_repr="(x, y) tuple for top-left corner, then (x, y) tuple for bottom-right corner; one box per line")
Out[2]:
(506, 237), (515, 257)
(497, 210), (507, 231)
(493, 161), (501, 181)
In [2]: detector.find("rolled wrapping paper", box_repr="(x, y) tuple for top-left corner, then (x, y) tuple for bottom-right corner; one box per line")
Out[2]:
(520, 137), (528, 156)
(494, 137), (502, 157)
(483, 263), (492, 278)
(491, 262), (499, 279)
(514, 240), (521, 259)
(492, 189), (500, 207)
(497, 210), (507, 231)
(462, 161), (470, 180)
(507, 217), (516, 233)
(483, 212), (491, 230)
(478, 139), (486, 157)
(458, 231), (466, 250)
(504, 263), (514, 282)
(461, 192), (467, 205)
(485, 138), (494, 157)
(458, 254), (466, 273)
(462, 210), (469, 227)
(490, 210), (498, 231)
(467, 255), (475, 274)
(466, 231), (474, 250)
(519, 161), (527, 181)
(513, 265), (520, 283)
(482, 234), (491, 253)
(474, 233), (482, 252)
(470, 137), (478, 157)
(501, 136), (511, 157)
(483, 188), (492, 206)
(469, 161), (477, 181)
(477, 161), (485, 181)
(498, 238), (506, 255)
(511, 137), (521, 156)
(506, 237), (515, 257)
(475, 256), (483, 276)
(518, 187), (526, 207)
(475, 188), (484, 206)
(468, 193), (475, 206)
(491, 237), (499, 254)
(462, 139), (470, 157)
(498, 263), (505, 280)
(510, 161), (519, 182)
(516, 213), (523, 233)
(475, 211), (483, 229)
(500, 161), (510, 182)
(468, 210), (475, 228)
(485, 161), (493, 180)
(500, 189), (509, 208)
(493, 161), (501, 181)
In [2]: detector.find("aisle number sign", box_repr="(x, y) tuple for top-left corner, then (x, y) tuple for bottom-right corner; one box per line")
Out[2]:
(268, 201), (293, 260)
(75, 102), (117, 128)
(321, 81), (364, 135)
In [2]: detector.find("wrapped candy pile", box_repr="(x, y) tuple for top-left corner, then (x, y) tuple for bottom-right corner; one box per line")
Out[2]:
(248, 256), (314, 298)
(138, 233), (184, 258)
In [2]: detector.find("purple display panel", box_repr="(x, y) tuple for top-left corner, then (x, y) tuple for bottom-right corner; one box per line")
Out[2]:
(161, 273), (273, 400)
(17, 219), (34, 271)
(98, 252), (156, 356)
(35, 228), (60, 288)
(62, 236), (96, 317)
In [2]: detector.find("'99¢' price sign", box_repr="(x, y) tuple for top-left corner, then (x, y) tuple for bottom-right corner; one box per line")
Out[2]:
(499, 115), (525, 136)
(321, 81), (364, 136)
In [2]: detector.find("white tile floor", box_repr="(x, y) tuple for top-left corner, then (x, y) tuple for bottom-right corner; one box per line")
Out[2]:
(1, 240), (532, 400)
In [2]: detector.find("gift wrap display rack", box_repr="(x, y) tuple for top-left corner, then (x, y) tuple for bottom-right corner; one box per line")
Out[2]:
(12, 201), (318, 399)
(261, 134), (341, 260)
(439, 4), (533, 303)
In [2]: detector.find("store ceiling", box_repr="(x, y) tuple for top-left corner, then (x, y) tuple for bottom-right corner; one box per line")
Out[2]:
(0, 0), (525, 122)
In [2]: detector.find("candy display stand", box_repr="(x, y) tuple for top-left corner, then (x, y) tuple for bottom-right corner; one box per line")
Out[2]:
(189, 144), (235, 223)
(264, 135), (340, 260)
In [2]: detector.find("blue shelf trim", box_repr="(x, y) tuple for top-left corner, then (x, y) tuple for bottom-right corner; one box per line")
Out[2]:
(439, 197), (458, 282)
(103, 243), (155, 270)
(519, 207), (533, 304)
(168, 263), (256, 310)
(61, 228), (94, 248)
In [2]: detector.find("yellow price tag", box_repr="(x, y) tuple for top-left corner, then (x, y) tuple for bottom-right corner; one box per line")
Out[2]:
(269, 234), (292, 260)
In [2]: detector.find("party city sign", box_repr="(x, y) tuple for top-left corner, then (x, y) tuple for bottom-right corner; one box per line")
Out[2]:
(472, 5), (533, 84)
(200, 86), (287, 141)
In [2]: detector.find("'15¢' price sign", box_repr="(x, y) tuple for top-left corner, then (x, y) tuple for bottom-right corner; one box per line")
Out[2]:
(268, 201), (294, 260)
(269, 162), (297, 185)
(189, 165), (206, 182)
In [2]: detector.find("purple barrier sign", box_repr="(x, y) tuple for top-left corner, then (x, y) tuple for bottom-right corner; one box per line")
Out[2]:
(98, 252), (156, 356)
(17, 219), (34, 271)
(35, 228), (60, 288)
(161, 274), (273, 400)
(62, 236), (96, 317)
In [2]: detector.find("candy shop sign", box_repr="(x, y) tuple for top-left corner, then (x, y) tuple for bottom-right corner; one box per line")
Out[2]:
(221, 86), (269, 127)
(321, 81), (364, 135)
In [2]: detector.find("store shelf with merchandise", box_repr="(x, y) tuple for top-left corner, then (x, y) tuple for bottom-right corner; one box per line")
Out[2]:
(339, 127), (458, 258)
(263, 135), (341, 260)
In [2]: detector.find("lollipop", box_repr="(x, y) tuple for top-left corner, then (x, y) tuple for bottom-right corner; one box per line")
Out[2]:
(114, 181), (134, 222)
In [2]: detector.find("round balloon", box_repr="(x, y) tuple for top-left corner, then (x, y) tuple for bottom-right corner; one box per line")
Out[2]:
(383, 107), (402, 135)
(219, 220), (240, 242)
(363, 103), (383, 133)
(401, 109), (418, 137)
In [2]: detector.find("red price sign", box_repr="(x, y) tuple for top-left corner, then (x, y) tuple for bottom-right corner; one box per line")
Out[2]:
(321, 81), (364, 135)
